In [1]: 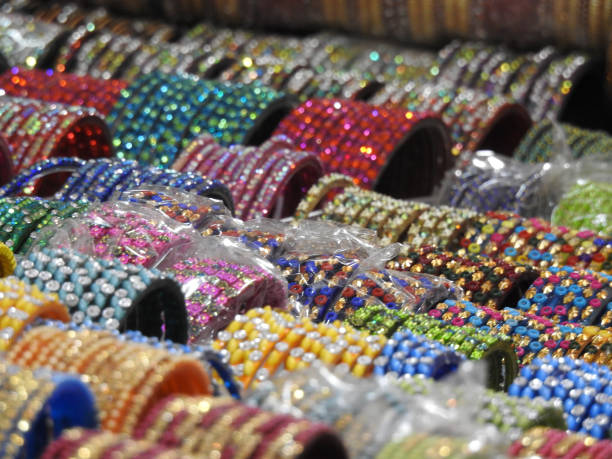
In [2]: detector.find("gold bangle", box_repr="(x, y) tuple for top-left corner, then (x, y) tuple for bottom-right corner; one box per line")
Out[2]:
(0, 242), (15, 277)
(294, 173), (355, 219)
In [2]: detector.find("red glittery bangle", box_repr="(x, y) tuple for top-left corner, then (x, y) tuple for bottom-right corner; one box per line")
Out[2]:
(272, 98), (451, 198)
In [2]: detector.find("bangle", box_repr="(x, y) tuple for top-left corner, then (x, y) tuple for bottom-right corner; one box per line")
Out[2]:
(15, 247), (189, 343)
(272, 98), (451, 198)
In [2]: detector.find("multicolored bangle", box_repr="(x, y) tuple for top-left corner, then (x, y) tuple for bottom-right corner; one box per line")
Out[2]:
(272, 98), (451, 198)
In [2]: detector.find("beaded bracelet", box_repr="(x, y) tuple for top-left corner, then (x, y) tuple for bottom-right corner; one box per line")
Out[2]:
(508, 356), (612, 439)
(41, 428), (187, 459)
(7, 324), (212, 433)
(0, 67), (128, 115)
(132, 394), (347, 459)
(0, 276), (69, 351)
(0, 364), (97, 459)
(166, 256), (285, 342)
(272, 98), (452, 198)
(14, 247), (189, 342)
(386, 245), (538, 310)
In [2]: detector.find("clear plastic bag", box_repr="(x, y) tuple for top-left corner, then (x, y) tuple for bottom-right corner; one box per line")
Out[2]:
(33, 200), (198, 268)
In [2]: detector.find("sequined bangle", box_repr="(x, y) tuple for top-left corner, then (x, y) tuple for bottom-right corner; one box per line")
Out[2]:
(109, 71), (292, 167)
(272, 98), (451, 198)
(0, 276), (69, 351)
(8, 324), (212, 433)
(0, 67), (128, 116)
(15, 247), (189, 342)
(1, 158), (234, 212)
(293, 173), (355, 220)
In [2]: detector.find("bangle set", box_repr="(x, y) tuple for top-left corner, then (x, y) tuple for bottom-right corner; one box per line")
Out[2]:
(0, 97), (112, 181)
(215, 306), (461, 389)
(508, 355), (612, 439)
(552, 181), (612, 236)
(272, 98), (452, 198)
(0, 276), (69, 351)
(7, 324), (212, 433)
(172, 134), (324, 219)
(0, 362), (98, 459)
(13, 247), (189, 343)
(132, 395), (347, 459)
(0, 157), (234, 212)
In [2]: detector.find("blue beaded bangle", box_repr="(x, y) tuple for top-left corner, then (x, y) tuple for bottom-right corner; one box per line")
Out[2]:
(15, 247), (189, 343)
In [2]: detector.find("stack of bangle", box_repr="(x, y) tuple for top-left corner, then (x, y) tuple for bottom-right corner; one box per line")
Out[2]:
(552, 181), (612, 236)
(0, 362), (98, 459)
(14, 247), (189, 342)
(0, 276), (69, 351)
(508, 355), (612, 439)
(0, 241), (15, 276)
(172, 134), (323, 219)
(0, 134), (12, 185)
(513, 120), (612, 164)
(7, 324), (212, 433)
(518, 266), (612, 326)
(0, 97), (112, 176)
(455, 212), (612, 274)
(293, 173), (356, 220)
(107, 71), (293, 167)
(274, 251), (361, 322)
(216, 307), (462, 390)
(272, 98), (451, 198)
(41, 428), (187, 459)
(133, 394), (347, 459)
(165, 256), (286, 342)
(0, 67), (128, 115)
(381, 83), (532, 157)
(347, 304), (517, 390)
(0, 157), (234, 212)
(509, 426), (612, 458)
(429, 299), (612, 367)
(0, 12), (67, 69)
(386, 245), (538, 310)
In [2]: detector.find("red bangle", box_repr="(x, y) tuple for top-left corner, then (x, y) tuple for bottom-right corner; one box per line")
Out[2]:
(272, 98), (451, 198)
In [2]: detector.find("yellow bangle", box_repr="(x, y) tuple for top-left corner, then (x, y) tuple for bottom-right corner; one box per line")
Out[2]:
(294, 173), (355, 219)
(0, 242), (15, 277)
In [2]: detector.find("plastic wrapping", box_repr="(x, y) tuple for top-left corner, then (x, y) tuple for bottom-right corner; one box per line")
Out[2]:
(247, 362), (510, 458)
(34, 200), (198, 269)
(113, 185), (232, 230)
(160, 236), (288, 342)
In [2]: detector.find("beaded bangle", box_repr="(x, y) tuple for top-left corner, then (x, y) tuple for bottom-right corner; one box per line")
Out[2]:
(518, 265), (612, 326)
(294, 174), (357, 220)
(509, 427), (612, 457)
(272, 98), (451, 198)
(0, 241), (15, 276)
(0, 276), (69, 351)
(15, 247), (189, 342)
(8, 324), (212, 433)
(508, 355), (612, 438)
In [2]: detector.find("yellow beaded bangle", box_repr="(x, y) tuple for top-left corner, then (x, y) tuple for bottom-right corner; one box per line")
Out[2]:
(0, 242), (15, 277)
(294, 173), (355, 219)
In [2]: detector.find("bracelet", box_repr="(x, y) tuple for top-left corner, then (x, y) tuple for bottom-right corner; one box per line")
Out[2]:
(272, 98), (451, 198)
